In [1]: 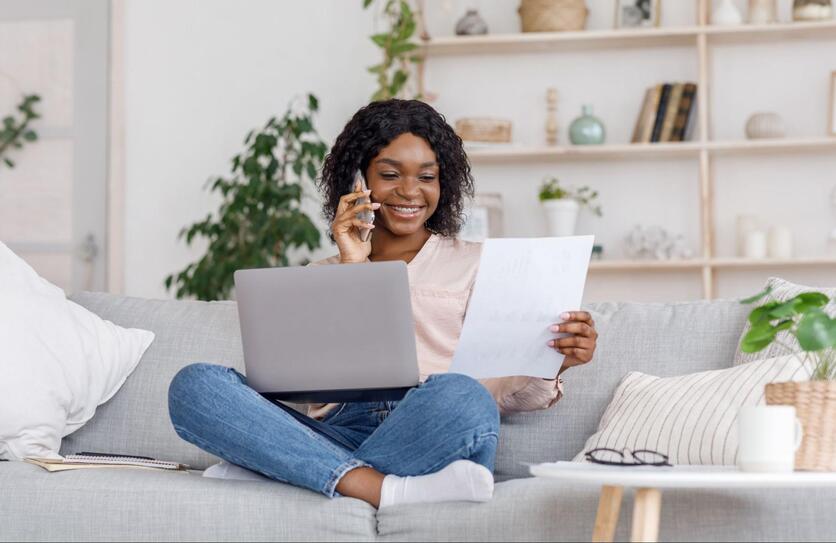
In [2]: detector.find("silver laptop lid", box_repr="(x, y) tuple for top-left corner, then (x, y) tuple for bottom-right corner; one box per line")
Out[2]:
(234, 261), (419, 397)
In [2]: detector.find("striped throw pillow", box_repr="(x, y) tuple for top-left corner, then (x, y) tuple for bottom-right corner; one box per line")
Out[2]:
(734, 277), (836, 366)
(573, 355), (811, 466)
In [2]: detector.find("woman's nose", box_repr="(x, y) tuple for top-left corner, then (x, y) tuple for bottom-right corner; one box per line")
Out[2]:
(396, 176), (422, 198)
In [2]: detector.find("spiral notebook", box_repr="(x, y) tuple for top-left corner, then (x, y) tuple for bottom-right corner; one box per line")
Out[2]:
(25, 453), (189, 472)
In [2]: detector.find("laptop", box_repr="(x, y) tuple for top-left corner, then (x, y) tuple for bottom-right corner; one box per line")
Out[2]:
(233, 261), (420, 403)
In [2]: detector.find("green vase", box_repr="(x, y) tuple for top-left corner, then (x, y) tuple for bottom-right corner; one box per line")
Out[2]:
(569, 104), (605, 145)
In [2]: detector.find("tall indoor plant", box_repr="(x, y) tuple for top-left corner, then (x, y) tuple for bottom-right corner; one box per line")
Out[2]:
(164, 94), (326, 301)
(538, 176), (602, 237)
(741, 287), (836, 470)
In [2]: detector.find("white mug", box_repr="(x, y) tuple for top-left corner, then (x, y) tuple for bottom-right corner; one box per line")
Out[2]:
(737, 405), (803, 472)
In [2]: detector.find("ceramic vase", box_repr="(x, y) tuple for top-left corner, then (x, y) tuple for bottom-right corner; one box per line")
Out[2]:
(569, 105), (605, 145)
(713, 0), (744, 25)
(455, 9), (488, 35)
(542, 199), (579, 237)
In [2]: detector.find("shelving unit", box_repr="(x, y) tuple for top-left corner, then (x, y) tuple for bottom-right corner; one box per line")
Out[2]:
(418, 1), (836, 299)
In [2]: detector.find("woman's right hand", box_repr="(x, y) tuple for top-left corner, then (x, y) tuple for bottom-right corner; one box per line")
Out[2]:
(332, 181), (380, 263)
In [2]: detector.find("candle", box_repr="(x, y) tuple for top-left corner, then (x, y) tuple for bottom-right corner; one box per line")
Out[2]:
(744, 230), (768, 259)
(768, 226), (793, 259)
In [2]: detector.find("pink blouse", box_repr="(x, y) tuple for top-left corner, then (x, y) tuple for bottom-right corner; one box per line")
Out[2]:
(307, 234), (563, 419)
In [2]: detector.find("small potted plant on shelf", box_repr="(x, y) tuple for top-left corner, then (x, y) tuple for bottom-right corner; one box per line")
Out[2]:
(538, 176), (602, 237)
(740, 286), (836, 471)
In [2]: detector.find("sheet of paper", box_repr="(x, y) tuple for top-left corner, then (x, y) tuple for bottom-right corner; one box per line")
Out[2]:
(449, 236), (594, 380)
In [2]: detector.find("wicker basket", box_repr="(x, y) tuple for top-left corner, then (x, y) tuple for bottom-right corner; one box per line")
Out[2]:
(455, 118), (512, 143)
(765, 380), (836, 471)
(518, 0), (589, 32)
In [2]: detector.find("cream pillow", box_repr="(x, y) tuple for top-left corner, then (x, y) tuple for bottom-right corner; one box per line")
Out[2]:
(734, 277), (836, 366)
(0, 242), (154, 460)
(574, 355), (811, 466)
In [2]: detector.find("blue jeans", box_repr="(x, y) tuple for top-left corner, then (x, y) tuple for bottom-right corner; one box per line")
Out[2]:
(168, 364), (499, 498)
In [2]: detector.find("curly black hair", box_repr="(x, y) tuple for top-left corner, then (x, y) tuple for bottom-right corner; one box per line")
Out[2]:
(317, 99), (474, 238)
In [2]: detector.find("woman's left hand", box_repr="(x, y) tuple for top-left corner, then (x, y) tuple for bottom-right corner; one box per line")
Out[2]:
(547, 311), (597, 375)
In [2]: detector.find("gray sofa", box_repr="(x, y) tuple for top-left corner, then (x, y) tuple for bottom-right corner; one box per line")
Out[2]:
(2, 292), (835, 542)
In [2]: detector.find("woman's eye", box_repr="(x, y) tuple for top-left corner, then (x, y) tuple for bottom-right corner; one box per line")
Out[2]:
(420, 175), (436, 182)
(381, 173), (398, 179)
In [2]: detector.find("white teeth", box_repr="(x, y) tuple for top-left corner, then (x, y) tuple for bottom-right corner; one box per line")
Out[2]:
(391, 206), (421, 214)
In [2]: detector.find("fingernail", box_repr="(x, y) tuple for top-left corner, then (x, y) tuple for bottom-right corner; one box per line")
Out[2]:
(547, 340), (555, 347)
(560, 312), (570, 320)
(550, 325), (560, 332)
(364, 189), (372, 195)
(372, 203), (381, 209)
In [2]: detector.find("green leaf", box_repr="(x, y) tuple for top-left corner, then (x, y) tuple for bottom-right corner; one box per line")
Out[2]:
(748, 301), (780, 325)
(740, 286), (773, 305)
(2, 157), (13, 168)
(307, 94), (319, 112)
(794, 292), (830, 312)
(371, 33), (389, 47)
(363, 0), (374, 8)
(390, 41), (417, 56)
(23, 130), (37, 142)
(306, 161), (317, 180)
(741, 323), (779, 353)
(796, 308), (836, 352)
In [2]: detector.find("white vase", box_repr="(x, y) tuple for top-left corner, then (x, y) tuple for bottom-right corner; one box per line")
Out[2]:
(542, 199), (580, 237)
(713, 0), (744, 25)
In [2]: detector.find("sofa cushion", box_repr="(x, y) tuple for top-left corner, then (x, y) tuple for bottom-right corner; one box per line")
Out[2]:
(62, 293), (244, 470)
(0, 461), (376, 542)
(572, 354), (811, 466)
(65, 293), (749, 480)
(376, 476), (836, 542)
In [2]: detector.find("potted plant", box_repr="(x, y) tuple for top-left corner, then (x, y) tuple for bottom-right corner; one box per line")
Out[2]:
(538, 176), (602, 237)
(740, 287), (836, 470)
(164, 94), (326, 301)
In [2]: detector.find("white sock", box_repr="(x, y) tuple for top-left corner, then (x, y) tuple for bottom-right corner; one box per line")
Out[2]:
(378, 460), (494, 508)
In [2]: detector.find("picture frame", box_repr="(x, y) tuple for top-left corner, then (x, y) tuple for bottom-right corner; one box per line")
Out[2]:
(830, 71), (836, 136)
(459, 193), (504, 242)
(614, 0), (661, 28)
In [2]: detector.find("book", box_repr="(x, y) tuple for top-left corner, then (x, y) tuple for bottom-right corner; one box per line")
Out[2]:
(659, 83), (684, 142)
(671, 83), (698, 142)
(638, 84), (663, 143)
(683, 96), (698, 141)
(25, 453), (189, 472)
(650, 83), (673, 143)
(631, 87), (654, 143)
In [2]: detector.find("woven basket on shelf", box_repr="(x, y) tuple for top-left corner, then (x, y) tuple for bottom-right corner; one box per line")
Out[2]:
(518, 0), (589, 32)
(765, 380), (836, 471)
(455, 118), (512, 143)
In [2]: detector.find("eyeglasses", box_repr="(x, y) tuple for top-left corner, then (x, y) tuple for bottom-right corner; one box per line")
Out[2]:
(584, 447), (671, 467)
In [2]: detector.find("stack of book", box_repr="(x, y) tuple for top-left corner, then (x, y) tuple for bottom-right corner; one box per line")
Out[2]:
(631, 82), (698, 144)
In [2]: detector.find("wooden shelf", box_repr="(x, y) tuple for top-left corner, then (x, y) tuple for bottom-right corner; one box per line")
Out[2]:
(464, 142), (702, 162)
(421, 19), (836, 56)
(589, 257), (836, 272)
(464, 138), (836, 162)
(707, 137), (836, 155)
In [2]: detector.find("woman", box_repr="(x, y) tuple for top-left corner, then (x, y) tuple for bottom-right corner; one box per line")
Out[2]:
(168, 99), (598, 509)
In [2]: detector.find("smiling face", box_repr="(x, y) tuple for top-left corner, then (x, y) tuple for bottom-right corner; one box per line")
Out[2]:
(365, 132), (440, 238)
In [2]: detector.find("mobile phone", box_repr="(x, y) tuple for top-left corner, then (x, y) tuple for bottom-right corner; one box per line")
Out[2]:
(352, 170), (374, 242)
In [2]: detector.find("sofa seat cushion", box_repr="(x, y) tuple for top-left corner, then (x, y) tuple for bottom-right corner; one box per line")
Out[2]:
(377, 477), (836, 542)
(0, 462), (376, 542)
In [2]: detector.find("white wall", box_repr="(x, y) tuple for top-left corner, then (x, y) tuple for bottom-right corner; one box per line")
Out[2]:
(123, 0), (379, 299)
(122, 0), (836, 301)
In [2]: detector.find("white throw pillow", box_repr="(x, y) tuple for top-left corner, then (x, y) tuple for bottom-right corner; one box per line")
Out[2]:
(574, 355), (811, 466)
(0, 242), (154, 460)
(733, 277), (836, 366)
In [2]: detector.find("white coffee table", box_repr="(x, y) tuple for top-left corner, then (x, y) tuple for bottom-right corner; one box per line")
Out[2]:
(530, 461), (836, 543)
